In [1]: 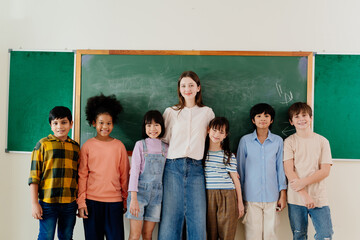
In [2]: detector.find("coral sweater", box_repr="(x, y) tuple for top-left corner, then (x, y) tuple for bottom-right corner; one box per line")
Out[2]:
(77, 137), (130, 209)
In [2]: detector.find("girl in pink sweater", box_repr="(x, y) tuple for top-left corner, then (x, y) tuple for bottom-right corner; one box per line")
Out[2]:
(77, 94), (130, 240)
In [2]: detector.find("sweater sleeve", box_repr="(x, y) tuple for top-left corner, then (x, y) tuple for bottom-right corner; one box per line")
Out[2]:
(128, 141), (143, 192)
(77, 144), (89, 209)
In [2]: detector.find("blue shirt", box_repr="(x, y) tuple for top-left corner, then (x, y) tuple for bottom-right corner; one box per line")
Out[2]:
(236, 130), (287, 202)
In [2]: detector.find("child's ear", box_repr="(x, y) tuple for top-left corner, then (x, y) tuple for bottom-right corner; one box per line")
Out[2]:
(289, 119), (294, 126)
(252, 119), (256, 124)
(70, 121), (74, 129)
(207, 126), (210, 134)
(92, 120), (96, 127)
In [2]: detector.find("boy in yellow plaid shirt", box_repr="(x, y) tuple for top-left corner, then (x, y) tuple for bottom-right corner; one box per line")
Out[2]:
(28, 106), (80, 240)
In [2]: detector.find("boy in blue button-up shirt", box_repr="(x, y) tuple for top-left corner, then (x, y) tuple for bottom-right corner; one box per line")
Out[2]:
(237, 103), (287, 240)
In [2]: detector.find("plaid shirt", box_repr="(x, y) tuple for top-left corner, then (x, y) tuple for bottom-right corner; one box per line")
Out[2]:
(28, 134), (80, 203)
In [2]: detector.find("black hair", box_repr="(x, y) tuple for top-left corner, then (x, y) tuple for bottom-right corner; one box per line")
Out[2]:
(85, 93), (123, 125)
(203, 117), (232, 166)
(142, 110), (165, 139)
(49, 106), (72, 124)
(250, 103), (275, 129)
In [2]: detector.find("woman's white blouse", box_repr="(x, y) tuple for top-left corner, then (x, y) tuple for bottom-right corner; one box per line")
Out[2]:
(162, 105), (215, 160)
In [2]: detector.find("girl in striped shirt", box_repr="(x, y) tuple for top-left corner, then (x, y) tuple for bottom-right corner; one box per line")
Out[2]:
(204, 117), (244, 240)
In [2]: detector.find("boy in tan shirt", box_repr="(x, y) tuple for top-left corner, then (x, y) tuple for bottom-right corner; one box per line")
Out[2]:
(283, 102), (333, 240)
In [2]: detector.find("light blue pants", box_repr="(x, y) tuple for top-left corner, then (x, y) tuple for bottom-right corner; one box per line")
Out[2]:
(158, 158), (206, 240)
(288, 203), (333, 240)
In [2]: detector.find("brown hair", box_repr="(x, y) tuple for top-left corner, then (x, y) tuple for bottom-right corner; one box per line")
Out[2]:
(173, 71), (204, 110)
(288, 102), (313, 120)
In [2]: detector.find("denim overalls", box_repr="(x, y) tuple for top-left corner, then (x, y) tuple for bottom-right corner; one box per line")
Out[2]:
(126, 140), (167, 222)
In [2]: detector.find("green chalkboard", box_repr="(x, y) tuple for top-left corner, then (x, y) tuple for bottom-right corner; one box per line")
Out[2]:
(79, 52), (310, 153)
(7, 51), (74, 152)
(315, 54), (360, 159)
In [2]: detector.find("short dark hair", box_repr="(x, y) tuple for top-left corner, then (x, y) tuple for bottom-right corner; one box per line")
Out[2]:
(142, 110), (165, 139)
(49, 106), (72, 124)
(288, 102), (312, 120)
(250, 103), (275, 129)
(85, 94), (123, 125)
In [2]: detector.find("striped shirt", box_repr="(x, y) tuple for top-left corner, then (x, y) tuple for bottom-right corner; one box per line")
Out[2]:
(204, 150), (237, 190)
(28, 134), (80, 204)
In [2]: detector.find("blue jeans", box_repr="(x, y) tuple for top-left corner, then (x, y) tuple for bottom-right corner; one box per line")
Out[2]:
(38, 200), (77, 240)
(158, 158), (206, 240)
(288, 203), (333, 240)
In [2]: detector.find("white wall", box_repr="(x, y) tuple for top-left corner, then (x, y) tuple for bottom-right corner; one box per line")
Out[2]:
(1, 0), (360, 239)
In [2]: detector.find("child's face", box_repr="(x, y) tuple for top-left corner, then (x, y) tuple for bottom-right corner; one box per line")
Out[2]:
(252, 112), (273, 130)
(179, 77), (200, 102)
(208, 125), (227, 144)
(92, 113), (113, 140)
(50, 117), (73, 141)
(145, 120), (162, 139)
(290, 111), (312, 130)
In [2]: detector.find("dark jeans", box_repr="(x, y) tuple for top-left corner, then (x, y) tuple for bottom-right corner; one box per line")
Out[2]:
(38, 200), (77, 240)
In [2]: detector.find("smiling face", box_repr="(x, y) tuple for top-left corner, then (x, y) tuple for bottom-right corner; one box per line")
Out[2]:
(252, 112), (273, 130)
(290, 111), (312, 130)
(179, 77), (201, 104)
(145, 120), (162, 139)
(208, 124), (227, 145)
(92, 113), (113, 141)
(50, 117), (73, 141)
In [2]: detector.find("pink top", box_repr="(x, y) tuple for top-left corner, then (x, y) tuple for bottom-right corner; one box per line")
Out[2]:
(77, 137), (130, 209)
(128, 138), (168, 192)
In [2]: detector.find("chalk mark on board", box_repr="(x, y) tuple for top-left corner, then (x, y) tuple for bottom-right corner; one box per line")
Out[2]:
(276, 82), (283, 97)
(281, 125), (295, 137)
(276, 82), (293, 105)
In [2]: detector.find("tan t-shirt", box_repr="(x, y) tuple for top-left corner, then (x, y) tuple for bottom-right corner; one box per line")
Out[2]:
(283, 133), (332, 207)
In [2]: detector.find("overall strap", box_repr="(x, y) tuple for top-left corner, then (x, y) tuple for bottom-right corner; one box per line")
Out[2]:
(161, 141), (166, 155)
(142, 139), (148, 153)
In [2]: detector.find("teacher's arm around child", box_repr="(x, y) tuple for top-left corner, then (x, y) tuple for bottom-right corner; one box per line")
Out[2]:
(283, 102), (333, 240)
(204, 117), (244, 240)
(237, 103), (287, 240)
(125, 110), (168, 240)
(158, 71), (215, 240)
(77, 94), (130, 240)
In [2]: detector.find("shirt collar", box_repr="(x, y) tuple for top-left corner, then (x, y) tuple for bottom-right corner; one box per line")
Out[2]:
(251, 130), (274, 143)
(48, 134), (72, 143)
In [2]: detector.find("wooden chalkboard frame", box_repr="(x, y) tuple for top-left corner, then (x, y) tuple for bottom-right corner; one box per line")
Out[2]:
(74, 50), (313, 154)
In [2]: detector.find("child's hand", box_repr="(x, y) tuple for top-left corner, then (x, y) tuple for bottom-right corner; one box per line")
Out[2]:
(290, 178), (306, 192)
(78, 207), (88, 218)
(238, 202), (245, 219)
(129, 199), (140, 217)
(277, 190), (287, 212)
(277, 197), (287, 212)
(300, 191), (315, 209)
(32, 202), (43, 220)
